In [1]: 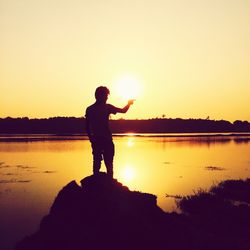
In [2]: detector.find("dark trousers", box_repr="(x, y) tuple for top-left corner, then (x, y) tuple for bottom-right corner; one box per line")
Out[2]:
(91, 137), (114, 178)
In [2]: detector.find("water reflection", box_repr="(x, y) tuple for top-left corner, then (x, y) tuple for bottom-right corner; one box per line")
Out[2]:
(234, 137), (250, 144)
(0, 140), (87, 152)
(126, 138), (135, 147)
(118, 165), (136, 183)
(0, 134), (250, 250)
(156, 137), (233, 147)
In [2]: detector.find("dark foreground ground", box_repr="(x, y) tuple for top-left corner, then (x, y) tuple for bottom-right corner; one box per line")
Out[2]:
(16, 174), (250, 250)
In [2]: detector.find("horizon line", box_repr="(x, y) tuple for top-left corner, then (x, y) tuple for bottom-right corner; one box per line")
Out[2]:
(1, 116), (249, 123)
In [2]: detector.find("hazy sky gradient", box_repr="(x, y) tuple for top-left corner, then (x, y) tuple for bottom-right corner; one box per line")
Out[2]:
(1, 0), (250, 121)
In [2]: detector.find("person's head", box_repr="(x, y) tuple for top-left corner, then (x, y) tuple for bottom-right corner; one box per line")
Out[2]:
(95, 86), (110, 103)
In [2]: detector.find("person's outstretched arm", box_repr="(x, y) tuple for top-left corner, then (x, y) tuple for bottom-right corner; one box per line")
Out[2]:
(115, 100), (135, 114)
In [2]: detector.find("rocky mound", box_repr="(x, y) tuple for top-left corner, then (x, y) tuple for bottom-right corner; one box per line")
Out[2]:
(16, 173), (190, 250)
(16, 174), (250, 250)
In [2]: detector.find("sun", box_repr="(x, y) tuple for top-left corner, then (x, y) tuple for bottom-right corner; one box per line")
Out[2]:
(113, 74), (141, 101)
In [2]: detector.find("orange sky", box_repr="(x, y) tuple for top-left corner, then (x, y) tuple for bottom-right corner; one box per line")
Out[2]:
(1, 0), (250, 121)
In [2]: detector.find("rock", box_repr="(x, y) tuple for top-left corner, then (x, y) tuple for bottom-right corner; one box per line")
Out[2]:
(15, 172), (190, 250)
(16, 174), (250, 250)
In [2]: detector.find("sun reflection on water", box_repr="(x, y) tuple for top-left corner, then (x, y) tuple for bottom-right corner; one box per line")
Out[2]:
(118, 165), (136, 184)
(126, 138), (135, 147)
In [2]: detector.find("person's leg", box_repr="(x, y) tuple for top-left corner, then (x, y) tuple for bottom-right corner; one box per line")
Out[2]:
(103, 140), (115, 178)
(91, 139), (102, 175)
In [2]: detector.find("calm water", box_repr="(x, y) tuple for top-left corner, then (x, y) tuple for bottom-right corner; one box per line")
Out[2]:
(0, 134), (250, 250)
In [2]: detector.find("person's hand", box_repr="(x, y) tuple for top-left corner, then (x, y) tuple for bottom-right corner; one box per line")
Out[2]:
(128, 99), (135, 105)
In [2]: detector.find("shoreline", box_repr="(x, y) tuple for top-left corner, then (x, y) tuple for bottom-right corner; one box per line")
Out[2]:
(0, 132), (250, 142)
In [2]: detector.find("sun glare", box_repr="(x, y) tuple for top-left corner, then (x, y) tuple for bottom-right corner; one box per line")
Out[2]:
(121, 165), (136, 182)
(113, 75), (141, 101)
(126, 138), (135, 147)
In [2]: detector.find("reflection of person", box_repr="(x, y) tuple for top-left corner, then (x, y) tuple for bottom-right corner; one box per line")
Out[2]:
(85, 86), (134, 178)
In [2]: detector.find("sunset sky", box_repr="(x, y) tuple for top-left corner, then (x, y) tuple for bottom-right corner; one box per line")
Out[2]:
(1, 0), (250, 121)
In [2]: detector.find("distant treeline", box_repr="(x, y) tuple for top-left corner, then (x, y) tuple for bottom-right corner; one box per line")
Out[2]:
(0, 117), (250, 134)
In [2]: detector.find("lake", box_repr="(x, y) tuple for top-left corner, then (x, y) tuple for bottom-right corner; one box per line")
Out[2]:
(0, 133), (250, 250)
